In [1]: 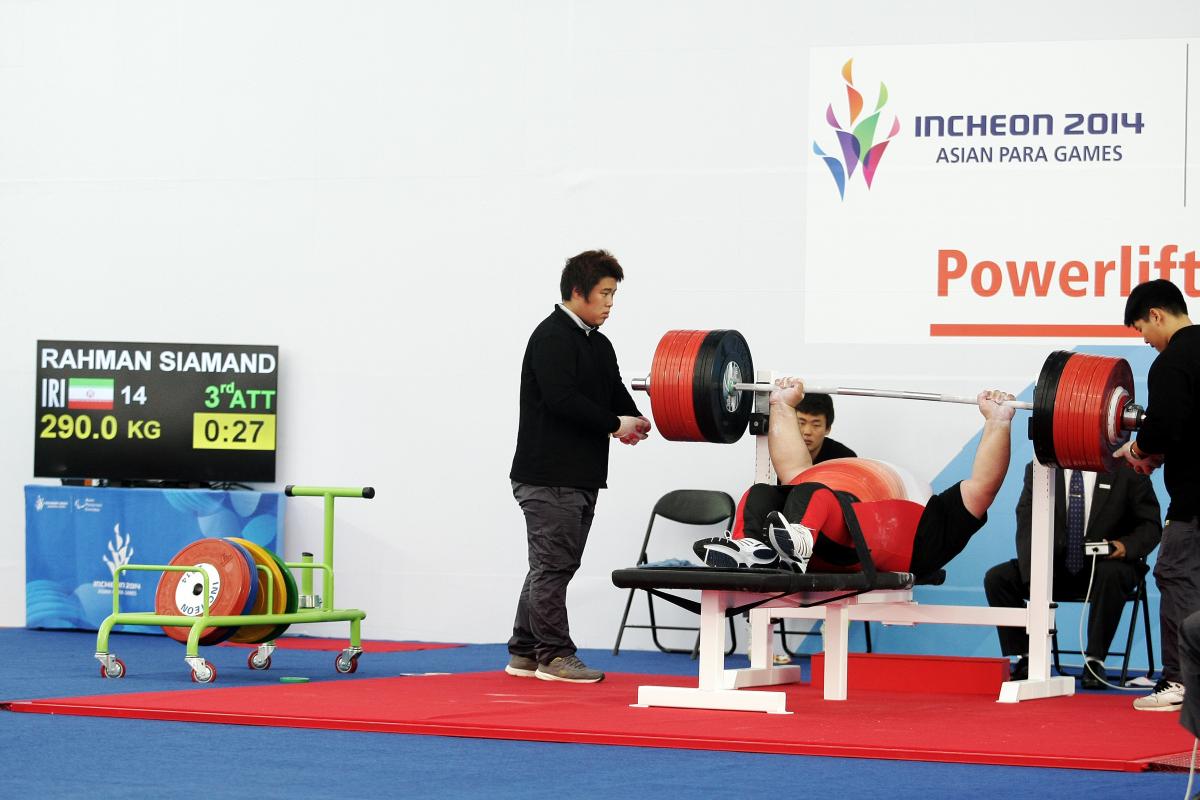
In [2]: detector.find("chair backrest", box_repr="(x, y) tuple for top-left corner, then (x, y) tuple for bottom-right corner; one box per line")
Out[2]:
(651, 489), (736, 527)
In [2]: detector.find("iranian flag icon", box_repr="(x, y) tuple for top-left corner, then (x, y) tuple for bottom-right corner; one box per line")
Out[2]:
(67, 377), (115, 410)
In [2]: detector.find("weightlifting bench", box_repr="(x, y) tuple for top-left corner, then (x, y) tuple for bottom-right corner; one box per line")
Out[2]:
(611, 461), (1075, 714)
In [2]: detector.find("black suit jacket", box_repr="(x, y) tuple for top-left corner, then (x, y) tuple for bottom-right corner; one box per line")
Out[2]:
(1014, 461), (1162, 583)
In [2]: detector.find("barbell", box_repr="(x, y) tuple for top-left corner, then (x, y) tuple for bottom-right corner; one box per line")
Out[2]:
(630, 329), (1144, 472)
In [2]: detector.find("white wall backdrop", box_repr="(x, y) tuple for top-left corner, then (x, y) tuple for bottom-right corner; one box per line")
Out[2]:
(2, 1), (1197, 656)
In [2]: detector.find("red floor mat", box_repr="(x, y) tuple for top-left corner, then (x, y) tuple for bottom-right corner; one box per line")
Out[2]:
(4, 671), (1190, 771)
(218, 638), (463, 653)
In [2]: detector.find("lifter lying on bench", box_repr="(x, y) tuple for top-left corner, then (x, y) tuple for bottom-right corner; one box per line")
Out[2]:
(700, 379), (1016, 581)
(611, 381), (1050, 713)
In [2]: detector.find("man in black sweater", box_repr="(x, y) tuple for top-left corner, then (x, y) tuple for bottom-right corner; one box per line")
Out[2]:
(794, 393), (856, 463)
(507, 250), (651, 684)
(1114, 278), (1199, 711)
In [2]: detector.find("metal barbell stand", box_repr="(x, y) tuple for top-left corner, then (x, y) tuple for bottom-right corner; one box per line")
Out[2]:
(1004, 459), (1076, 701)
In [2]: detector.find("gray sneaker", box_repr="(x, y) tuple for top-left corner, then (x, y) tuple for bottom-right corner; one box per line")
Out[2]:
(504, 654), (538, 678)
(1132, 678), (1184, 711)
(535, 654), (604, 683)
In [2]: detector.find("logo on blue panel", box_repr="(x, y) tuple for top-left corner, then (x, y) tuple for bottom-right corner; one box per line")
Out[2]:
(102, 522), (135, 576)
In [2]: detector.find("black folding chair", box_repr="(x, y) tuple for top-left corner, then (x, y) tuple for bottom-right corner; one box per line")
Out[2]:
(612, 489), (737, 656)
(1051, 561), (1155, 685)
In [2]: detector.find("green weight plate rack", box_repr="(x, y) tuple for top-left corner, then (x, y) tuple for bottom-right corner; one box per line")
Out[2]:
(93, 485), (373, 683)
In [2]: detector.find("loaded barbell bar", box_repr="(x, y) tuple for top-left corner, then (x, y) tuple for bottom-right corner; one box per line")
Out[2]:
(632, 329), (1145, 472)
(632, 378), (1036, 410)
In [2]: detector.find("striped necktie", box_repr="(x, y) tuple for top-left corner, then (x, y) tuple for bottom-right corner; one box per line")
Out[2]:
(1065, 470), (1086, 574)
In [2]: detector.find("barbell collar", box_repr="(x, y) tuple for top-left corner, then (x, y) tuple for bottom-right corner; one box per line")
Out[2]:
(1121, 403), (1145, 432)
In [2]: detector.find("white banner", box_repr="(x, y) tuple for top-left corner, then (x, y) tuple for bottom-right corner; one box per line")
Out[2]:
(805, 40), (1198, 343)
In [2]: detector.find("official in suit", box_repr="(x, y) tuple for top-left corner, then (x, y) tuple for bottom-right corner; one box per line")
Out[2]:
(984, 461), (1162, 689)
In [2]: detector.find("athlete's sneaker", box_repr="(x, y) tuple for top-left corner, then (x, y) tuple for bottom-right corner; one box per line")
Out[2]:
(1132, 678), (1185, 711)
(765, 511), (814, 574)
(692, 536), (780, 569)
(504, 654), (538, 678)
(535, 654), (604, 683)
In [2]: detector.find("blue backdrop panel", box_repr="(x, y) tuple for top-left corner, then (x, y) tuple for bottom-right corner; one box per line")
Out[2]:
(25, 486), (284, 633)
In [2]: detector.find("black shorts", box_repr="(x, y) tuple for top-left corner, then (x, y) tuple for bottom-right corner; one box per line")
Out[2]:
(909, 482), (987, 577)
(741, 480), (986, 576)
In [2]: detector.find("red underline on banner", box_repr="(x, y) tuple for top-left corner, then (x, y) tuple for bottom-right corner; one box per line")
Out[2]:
(929, 324), (1141, 338)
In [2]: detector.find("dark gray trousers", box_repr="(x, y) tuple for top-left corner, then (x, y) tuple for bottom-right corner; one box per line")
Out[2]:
(1180, 610), (1200, 734)
(984, 557), (1140, 661)
(1155, 519), (1200, 682)
(508, 482), (598, 665)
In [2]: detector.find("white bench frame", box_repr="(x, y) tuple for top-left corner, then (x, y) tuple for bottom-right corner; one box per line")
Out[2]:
(632, 401), (1073, 713)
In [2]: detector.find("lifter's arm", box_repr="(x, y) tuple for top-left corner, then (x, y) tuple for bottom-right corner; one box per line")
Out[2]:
(960, 390), (1016, 519)
(768, 378), (814, 484)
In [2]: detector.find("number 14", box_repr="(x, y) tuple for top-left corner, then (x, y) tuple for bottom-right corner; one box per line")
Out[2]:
(121, 385), (147, 405)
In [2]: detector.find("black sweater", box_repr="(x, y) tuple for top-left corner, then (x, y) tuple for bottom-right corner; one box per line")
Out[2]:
(814, 437), (856, 463)
(510, 307), (642, 489)
(1136, 324), (1200, 520)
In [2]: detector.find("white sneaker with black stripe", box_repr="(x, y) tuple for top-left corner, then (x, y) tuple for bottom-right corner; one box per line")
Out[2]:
(1132, 678), (1184, 711)
(692, 536), (780, 569)
(765, 511), (814, 574)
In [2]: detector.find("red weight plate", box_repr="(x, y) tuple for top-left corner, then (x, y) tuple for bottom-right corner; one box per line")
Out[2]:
(663, 330), (695, 441)
(651, 330), (709, 441)
(1051, 355), (1082, 470)
(658, 330), (685, 440)
(1060, 353), (1118, 471)
(1070, 355), (1104, 470)
(1069, 354), (1106, 470)
(155, 538), (256, 645)
(649, 332), (682, 439)
(1059, 354), (1090, 470)
(659, 330), (691, 441)
(1059, 354), (1095, 470)
(1076, 355), (1109, 471)
(675, 330), (708, 441)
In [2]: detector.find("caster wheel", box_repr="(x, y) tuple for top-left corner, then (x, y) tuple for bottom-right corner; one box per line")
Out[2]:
(100, 658), (126, 679)
(191, 662), (217, 684)
(334, 653), (359, 674)
(247, 652), (272, 671)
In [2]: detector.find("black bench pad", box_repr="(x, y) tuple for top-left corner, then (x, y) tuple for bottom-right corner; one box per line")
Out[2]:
(611, 566), (915, 594)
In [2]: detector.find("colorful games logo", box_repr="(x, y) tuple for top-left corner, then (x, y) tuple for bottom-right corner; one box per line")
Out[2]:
(813, 59), (901, 199)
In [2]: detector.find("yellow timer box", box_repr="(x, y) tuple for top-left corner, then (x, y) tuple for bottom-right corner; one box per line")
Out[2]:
(192, 412), (277, 451)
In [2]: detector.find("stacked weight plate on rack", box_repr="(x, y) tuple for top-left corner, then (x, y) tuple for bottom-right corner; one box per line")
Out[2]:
(153, 538), (299, 675)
